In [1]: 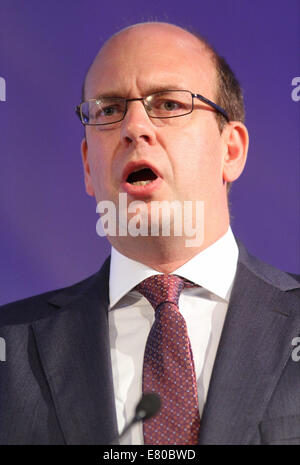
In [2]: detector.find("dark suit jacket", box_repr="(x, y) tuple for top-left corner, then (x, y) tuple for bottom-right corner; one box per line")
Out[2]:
(0, 240), (300, 445)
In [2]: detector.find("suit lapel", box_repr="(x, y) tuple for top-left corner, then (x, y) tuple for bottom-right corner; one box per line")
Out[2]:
(32, 257), (119, 445)
(198, 252), (300, 444)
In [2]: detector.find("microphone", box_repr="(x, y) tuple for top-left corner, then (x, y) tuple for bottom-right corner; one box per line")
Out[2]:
(109, 392), (161, 444)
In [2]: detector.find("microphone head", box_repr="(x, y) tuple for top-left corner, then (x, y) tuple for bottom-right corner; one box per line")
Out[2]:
(135, 392), (161, 421)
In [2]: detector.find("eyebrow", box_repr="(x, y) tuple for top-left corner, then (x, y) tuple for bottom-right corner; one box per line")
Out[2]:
(93, 84), (188, 100)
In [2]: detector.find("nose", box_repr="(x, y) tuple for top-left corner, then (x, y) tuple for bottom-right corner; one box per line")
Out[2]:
(120, 100), (157, 147)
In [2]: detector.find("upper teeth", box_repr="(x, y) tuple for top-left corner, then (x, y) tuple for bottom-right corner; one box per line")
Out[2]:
(132, 180), (152, 186)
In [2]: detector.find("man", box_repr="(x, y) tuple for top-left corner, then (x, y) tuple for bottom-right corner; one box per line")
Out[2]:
(0, 22), (300, 445)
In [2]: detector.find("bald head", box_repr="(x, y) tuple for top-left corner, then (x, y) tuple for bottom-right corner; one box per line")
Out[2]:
(79, 20), (245, 147)
(83, 22), (216, 102)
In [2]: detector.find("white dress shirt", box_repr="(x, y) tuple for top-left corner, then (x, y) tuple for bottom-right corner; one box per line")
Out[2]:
(108, 227), (239, 444)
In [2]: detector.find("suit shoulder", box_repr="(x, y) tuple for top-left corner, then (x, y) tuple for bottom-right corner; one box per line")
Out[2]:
(236, 238), (300, 291)
(0, 271), (100, 327)
(286, 272), (300, 283)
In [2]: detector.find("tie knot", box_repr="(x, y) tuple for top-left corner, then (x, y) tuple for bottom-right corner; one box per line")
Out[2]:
(136, 274), (190, 310)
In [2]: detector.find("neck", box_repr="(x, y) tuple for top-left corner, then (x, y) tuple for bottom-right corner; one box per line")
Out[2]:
(109, 221), (230, 274)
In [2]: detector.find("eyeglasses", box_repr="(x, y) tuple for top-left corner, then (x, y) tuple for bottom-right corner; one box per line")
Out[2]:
(75, 89), (229, 126)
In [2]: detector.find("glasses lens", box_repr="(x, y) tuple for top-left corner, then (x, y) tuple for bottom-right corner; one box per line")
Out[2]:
(146, 91), (192, 118)
(81, 98), (126, 125)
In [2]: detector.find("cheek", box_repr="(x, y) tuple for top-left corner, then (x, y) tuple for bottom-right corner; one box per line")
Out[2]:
(168, 126), (223, 194)
(86, 140), (114, 199)
(173, 129), (221, 171)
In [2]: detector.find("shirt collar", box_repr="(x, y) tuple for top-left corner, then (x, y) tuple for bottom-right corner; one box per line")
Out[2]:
(109, 226), (238, 308)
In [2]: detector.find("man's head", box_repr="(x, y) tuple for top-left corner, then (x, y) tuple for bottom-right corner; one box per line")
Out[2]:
(80, 22), (249, 269)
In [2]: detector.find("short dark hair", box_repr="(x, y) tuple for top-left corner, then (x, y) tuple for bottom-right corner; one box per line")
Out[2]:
(213, 53), (245, 193)
(189, 30), (245, 193)
(213, 55), (245, 131)
(188, 29), (245, 128)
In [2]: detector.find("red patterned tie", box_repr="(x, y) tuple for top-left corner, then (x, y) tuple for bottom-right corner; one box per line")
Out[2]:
(136, 274), (200, 445)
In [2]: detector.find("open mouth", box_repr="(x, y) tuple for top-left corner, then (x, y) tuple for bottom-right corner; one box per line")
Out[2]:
(126, 168), (158, 186)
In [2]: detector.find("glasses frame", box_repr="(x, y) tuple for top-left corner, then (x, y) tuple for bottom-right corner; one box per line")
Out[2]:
(75, 89), (229, 126)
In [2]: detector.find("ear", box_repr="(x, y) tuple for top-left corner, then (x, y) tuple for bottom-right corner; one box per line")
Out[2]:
(222, 121), (249, 183)
(81, 138), (95, 197)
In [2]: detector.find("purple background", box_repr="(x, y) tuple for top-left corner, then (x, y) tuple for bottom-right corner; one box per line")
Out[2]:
(0, 0), (299, 305)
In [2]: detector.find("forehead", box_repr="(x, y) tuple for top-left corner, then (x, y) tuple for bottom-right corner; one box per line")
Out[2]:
(85, 24), (216, 100)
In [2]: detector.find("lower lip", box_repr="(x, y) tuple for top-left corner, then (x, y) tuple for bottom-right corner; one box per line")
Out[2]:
(121, 177), (162, 197)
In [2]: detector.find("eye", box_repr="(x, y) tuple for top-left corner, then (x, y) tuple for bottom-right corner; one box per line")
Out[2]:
(102, 105), (118, 116)
(150, 97), (185, 113)
(95, 102), (123, 119)
(162, 100), (181, 111)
